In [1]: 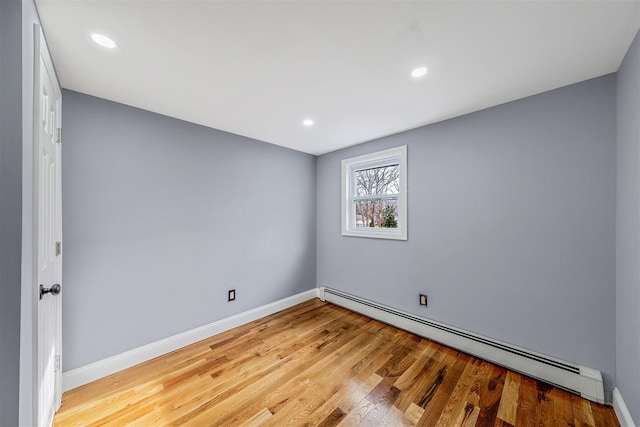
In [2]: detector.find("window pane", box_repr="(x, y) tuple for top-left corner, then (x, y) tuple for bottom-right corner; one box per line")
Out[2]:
(355, 165), (399, 197)
(354, 199), (398, 229)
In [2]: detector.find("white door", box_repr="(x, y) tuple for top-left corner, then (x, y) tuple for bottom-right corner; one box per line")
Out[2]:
(34, 25), (63, 427)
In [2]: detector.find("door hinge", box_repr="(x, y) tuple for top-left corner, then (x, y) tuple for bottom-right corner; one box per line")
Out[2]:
(55, 355), (60, 371)
(56, 128), (62, 143)
(56, 241), (61, 256)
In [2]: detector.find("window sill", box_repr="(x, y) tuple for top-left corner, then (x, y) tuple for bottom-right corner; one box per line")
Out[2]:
(342, 228), (407, 240)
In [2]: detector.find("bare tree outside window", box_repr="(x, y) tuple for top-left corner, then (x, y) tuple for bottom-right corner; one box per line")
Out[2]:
(354, 165), (399, 228)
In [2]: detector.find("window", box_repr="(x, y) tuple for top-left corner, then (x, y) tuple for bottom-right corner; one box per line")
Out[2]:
(341, 145), (407, 240)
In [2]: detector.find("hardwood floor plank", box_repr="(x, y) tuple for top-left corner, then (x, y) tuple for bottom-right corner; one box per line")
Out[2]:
(533, 380), (555, 427)
(465, 360), (492, 407)
(360, 379), (401, 425)
(591, 401), (620, 427)
(257, 330), (389, 426)
(476, 364), (507, 426)
(571, 393), (596, 427)
(460, 403), (481, 427)
(317, 407), (347, 427)
(337, 373), (385, 415)
(336, 397), (376, 427)
(54, 299), (618, 427)
(496, 370), (521, 425)
(290, 329), (392, 422)
(393, 343), (449, 412)
(551, 387), (576, 427)
(514, 376), (537, 427)
(378, 405), (411, 427)
(303, 352), (391, 426)
(403, 403), (424, 425)
(416, 351), (470, 425)
(375, 342), (415, 378)
(239, 408), (274, 427)
(394, 340), (438, 390)
(434, 358), (482, 427)
(494, 419), (516, 427)
(303, 327), (413, 425)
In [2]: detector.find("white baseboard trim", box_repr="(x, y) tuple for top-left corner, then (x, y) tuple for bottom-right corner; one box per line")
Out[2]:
(62, 288), (318, 392)
(613, 387), (637, 427)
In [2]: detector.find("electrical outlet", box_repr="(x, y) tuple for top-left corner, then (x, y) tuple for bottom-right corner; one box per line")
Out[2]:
(228, 289), (236, 301)
(419, 294), (428, 307)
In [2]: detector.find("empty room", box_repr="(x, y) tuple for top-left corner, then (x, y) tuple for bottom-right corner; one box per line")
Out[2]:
(1, 1), (639, 426)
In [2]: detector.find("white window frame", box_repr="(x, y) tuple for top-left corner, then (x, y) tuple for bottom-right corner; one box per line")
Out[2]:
(341, 145), (407, 240)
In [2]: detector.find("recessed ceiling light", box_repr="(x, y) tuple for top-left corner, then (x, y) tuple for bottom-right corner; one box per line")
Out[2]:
(91, 33), (117, 49)
(411, 66), (428, 78)
(303, 119), (314, 126)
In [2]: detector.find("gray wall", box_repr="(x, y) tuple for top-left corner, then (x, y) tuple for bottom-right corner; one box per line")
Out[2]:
(0, 0), (23, 425)
(317, 75), (617, 400)
(616, 29), (640, 423)
(61, 91), (317, 371)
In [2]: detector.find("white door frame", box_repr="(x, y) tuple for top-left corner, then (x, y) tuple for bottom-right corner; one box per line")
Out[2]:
(32, 23), (63, 426)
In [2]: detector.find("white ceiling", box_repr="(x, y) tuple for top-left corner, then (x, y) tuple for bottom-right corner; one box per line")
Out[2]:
(36, 1), (639, 155)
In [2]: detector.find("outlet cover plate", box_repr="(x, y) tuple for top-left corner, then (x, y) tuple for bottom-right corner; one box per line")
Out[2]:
(419, 294), (427, 306)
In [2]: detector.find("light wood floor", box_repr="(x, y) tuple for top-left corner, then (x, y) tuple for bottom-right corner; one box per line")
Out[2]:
(54, 299), (618, 426)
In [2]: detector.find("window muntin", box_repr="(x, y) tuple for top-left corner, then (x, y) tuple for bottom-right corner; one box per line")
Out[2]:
(341, 146), (407, 240)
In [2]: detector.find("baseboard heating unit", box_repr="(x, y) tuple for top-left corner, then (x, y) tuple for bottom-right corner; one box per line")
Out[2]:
(319, 287), (605, 404)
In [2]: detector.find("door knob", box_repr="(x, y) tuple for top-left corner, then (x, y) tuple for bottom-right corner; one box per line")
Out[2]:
(40, 284), (61, 300)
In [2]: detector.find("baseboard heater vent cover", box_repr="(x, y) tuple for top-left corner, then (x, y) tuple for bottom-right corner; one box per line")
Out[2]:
(319, 287), (604, 404)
